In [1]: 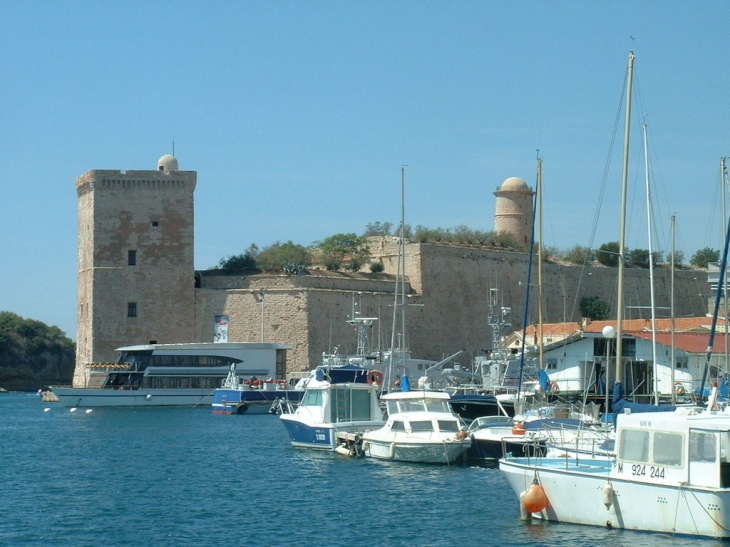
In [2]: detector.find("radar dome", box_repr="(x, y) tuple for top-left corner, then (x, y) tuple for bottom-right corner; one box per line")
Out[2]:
(158, 155), (179, 173)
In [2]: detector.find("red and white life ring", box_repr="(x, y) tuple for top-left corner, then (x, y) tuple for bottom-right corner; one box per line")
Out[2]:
(550, 381), (560, 393)
(367, 370), (384, 385)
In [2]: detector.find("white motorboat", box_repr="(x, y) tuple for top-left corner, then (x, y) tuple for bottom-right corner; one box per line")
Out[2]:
(361, 390), (471, 464)
(500, 404), (730, 538)
(279, 367), (385, 451)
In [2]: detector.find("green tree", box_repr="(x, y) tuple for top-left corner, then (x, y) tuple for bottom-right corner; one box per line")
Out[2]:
(596, 242), (621, 267)
(563, 245), (594, 265)
(217, 243), (259, 271)
(257, 241), (312, 273)
(369, 261), (384, 273)
(318, 233), (371, 271)
(628, 248), (651, 268)
(363, 221), (393, 237)
(690, 247), (720, 268)
(579, 296), (610, 320)
(665, 249), (685, 267)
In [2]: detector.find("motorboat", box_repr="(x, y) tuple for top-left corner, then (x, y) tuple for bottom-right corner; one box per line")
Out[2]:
(279, 366), (385, 451)
(361, 389), (471, 464)
(212, 364), (303, 414)
(500, 404), (730, 538)
(465, 415), (544, 462)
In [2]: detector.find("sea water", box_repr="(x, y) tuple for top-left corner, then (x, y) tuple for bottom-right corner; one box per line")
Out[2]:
(0, 392), (723, 547)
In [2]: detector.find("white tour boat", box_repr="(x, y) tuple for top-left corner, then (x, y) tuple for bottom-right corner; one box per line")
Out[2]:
(51, 342), (290, 407)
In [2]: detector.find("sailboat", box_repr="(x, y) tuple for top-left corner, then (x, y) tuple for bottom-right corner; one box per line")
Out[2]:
(499, 51), (730, 539)
(361, 167), (471, 464)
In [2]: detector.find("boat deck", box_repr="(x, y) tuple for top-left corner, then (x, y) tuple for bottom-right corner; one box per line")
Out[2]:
(504, 456), (612, 476)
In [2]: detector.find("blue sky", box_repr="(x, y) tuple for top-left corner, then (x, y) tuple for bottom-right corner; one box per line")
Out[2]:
(2, 1), (730, 341)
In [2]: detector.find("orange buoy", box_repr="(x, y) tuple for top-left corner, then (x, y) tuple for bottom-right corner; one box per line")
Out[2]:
(522, 480), (548, 513)
(512, 423), (526, 435)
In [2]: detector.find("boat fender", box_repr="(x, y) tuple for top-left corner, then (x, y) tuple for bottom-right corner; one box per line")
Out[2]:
(550, 382), (560, 393)
(521, 480), (548, 513)
(362, 440), (369, 452)
(367, 370), (384, 386)
(335, 445), (351, 457)
(457, 430), (468, 440)
(518, 491), (531, 520)
(389, 442), (396, 459)
(603, 482), (614, 509)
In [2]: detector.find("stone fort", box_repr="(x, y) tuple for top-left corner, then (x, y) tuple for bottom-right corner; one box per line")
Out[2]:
(73, 155), (709, 387)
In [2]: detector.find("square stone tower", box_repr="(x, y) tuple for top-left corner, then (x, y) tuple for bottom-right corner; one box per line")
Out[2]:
(74, 155), (197, 386)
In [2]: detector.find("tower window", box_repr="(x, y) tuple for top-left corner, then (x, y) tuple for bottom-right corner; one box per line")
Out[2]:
(128, 250), (137, 266)
(127, 302), (138, 318)
(152, 221), (159, 227)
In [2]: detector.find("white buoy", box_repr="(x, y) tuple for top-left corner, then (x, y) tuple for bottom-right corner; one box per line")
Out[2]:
(519, 491), (530, 520)
(603, 482), (614, 509)
(70, 408), (77, 412)
(44, 408), (50, 412)
(85, 409), (93, 414)
(146, 394), (152, 400)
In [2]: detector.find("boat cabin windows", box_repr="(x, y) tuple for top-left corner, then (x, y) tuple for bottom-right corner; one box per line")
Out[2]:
(329, 386), (376, 422)
(438, 420), (460, 432)
(302, 389), (324, 407)
(391, 420), (406, 432)
(619, 429), (649, 462)
(410, 420), (434, 432)
(619, 427), (684, 469)
(689, 430), (717, 463)
(116, 350), (243, 371)
(653, 432), (683, 467)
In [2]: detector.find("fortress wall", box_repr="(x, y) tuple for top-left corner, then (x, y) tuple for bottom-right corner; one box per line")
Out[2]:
(192, 242), (709, 374)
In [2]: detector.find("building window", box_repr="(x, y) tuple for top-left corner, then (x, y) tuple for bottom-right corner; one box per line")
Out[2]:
(152, 221), (159, 227)
(128, 250), (137, 266)
(127, 302), (137, 318)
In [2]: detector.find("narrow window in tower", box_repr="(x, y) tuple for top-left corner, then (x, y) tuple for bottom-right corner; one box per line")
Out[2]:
(128, 250), (137, 266)
(127, 302), (137, 318)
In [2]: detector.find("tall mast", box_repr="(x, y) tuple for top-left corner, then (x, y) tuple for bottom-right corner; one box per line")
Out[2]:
(537, 157), (544, 371)
(723, 157), (729, 376)
(615, 51), (635, 389)
(670, 215), (676, 405)
(642, 123), (659, 405)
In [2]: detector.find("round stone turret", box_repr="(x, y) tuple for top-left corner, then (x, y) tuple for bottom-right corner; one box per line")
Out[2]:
(493, 176), (535, 246)
(158, 154), (179, 173)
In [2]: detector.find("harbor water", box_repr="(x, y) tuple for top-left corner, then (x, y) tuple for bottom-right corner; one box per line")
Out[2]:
(0, 392), (723, 546)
